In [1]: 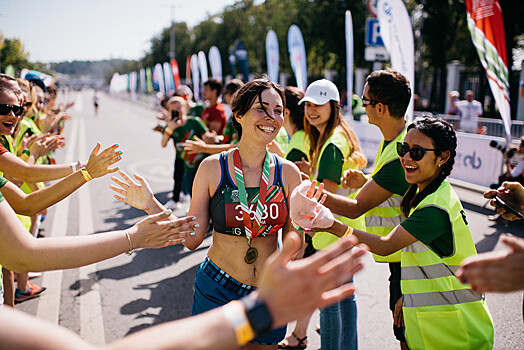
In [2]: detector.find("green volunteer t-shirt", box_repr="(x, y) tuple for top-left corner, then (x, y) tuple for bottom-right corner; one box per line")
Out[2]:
(222, 118), (238, 144)
(372, 140), (411, 196)
(400, 206), (453, 257)
(317, 144), (344, 184)
(286, 149), (308, 163)
(0, 175), (7, 202)
(171, 117), (208, 171)
(188, 104), (204, 117)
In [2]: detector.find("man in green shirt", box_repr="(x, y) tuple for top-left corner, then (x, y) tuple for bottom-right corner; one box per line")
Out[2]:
(319, 68), (412, 348)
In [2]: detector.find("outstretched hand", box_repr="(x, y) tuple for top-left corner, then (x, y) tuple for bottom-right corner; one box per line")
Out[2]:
(456, 234), (524, 292)
(341, 169), (367, 189)
(183, 136), (207, 155)
(128, 210), (199, 249)
(257, 231), (367, 328)
(110, 170), (155, 211)
(294, 157), (311, 175)
(84, 143), (121, 179)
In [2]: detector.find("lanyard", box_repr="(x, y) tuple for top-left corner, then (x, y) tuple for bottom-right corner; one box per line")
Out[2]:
(233, 148), (270, 245)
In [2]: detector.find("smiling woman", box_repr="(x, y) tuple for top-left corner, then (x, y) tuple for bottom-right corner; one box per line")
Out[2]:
(298, 116), (495, 350)
(111, 78), (303, 350)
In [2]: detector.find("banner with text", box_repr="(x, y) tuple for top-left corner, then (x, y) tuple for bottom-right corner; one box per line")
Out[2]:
(377, 0), (415, 120)
(465, 0), (511, 140)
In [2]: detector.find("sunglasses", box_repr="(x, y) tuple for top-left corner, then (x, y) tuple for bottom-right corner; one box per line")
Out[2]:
(361, 96), (386, 107)
(396, 142), (437, 161)
(0, 103), (24, 117)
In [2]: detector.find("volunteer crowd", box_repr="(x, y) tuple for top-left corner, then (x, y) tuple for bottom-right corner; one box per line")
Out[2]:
(0, 68), (522, 350)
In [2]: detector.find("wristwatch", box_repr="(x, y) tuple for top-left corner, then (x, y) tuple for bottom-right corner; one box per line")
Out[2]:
(240, 293), (273, 337)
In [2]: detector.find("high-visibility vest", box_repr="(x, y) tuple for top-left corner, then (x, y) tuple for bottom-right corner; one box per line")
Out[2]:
(312, 129), (365, 250)
(366, 129), (407, 262)
(284, 130), (309, 160)
(401, 180), (494, 350)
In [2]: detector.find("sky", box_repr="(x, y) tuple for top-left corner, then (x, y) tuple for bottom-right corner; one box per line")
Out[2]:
(0, 0), (244, 63)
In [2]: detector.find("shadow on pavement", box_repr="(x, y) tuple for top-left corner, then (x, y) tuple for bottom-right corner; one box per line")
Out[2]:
(121, 264), (199, 335)
(68, 243), (207, 295)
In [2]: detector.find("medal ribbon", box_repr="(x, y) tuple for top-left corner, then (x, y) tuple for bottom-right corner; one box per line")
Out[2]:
(233, 148), (270, 244)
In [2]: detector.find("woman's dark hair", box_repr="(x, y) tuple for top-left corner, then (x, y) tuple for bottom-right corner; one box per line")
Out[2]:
(284, 86), (305, 131)
(223, 79), (244, 96)
(231, 78), (285, 140)
(401, 116), (457, 217)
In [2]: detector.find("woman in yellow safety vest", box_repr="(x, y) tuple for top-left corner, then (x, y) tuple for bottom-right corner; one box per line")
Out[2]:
(300, 116), (494, 349)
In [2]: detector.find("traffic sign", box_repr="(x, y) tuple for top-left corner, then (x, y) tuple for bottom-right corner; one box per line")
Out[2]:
(365, 18), (385, 47)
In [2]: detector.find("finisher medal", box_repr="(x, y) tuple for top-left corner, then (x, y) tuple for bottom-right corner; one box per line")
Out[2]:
(244, 247), (259, 264)
(233, 148), (271, 264)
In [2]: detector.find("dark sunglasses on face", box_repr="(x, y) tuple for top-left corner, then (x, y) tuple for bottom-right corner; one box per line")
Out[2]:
(396, 142), (437, 161)
(0, 103), (24, 117)
(361, 96), (383, 107)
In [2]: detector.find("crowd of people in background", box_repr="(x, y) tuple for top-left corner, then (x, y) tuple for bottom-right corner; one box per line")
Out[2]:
(0, 68), (522, 350)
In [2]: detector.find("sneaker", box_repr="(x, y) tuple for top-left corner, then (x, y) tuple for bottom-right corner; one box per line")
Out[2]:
(28, 272), (42, 279)
(15, 281), (46, 303)
(164, 199), (176, 210)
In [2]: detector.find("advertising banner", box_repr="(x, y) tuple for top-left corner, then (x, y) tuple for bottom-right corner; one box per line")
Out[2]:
(287, 25), (307, 91)
(346, 11), (354, 118)
(208, 46), (222, 81)
(377, 0), (415, 120)
(234, 40), (250, 81)
(265, 30), (279, 83)
(139, 68), (146, 94)
(190, 54), (200, 101)
(170, 59), (181, 89)
(153, 63), (165, 94)
(465, 0), (511, 141)
(145, 67), (153, 93)
(348, 120), (502, 187)
(198, 51), (209, 83)
(163, 62), (175, 95)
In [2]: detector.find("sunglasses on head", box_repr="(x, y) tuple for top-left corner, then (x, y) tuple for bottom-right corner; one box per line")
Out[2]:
(396, 142), (437, 161)
(0, 103), (24, 117)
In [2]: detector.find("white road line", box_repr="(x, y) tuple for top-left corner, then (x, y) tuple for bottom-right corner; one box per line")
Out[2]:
(36, 118), (79, 323)
(78, 117), (106, 345)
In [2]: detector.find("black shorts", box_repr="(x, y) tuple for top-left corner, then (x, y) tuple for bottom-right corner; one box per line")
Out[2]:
(389, 262), (407, 343)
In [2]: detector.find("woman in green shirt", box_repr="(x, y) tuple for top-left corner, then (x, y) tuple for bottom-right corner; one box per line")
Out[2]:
(298, 116), (494, 350)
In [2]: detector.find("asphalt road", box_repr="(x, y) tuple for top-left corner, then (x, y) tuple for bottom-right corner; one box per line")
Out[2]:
(17, 90), (523, 349)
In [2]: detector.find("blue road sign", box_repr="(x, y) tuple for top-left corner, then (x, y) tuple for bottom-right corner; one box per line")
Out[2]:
(365, 18), (385, 47)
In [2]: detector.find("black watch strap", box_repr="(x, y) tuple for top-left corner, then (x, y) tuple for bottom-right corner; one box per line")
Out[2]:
(240, 294), (274, 337)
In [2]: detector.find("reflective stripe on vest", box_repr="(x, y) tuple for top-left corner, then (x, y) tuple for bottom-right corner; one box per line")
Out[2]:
(366, 129), (406, 262)
(401, 180), (493, 349)
(403, 289), (483, 308)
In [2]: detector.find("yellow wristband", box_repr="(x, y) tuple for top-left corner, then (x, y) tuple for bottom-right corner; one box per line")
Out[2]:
(223, 300), (255, 345)
(342, 225), (354, 238)
(80, 167), (93, 182)
(164, 127), (173, 136)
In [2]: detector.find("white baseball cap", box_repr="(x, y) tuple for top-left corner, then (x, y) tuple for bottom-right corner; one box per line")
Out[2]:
(298, 79), (340, 105)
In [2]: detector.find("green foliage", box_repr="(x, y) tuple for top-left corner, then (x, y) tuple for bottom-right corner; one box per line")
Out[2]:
(0, 35), (33, 73)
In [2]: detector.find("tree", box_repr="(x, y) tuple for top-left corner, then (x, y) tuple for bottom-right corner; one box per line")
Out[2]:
(0, 36), (33, 73)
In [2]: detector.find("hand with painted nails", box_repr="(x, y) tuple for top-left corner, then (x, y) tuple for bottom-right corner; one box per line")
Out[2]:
(110, 170), (155, 212)
(289, 180), (333, 229)
(456, 234), (524, 292)
(127, 210), (199, 248)
(84, 143), (122, 179)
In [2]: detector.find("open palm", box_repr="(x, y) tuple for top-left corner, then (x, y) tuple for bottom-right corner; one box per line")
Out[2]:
(110, 170), (154, 211)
